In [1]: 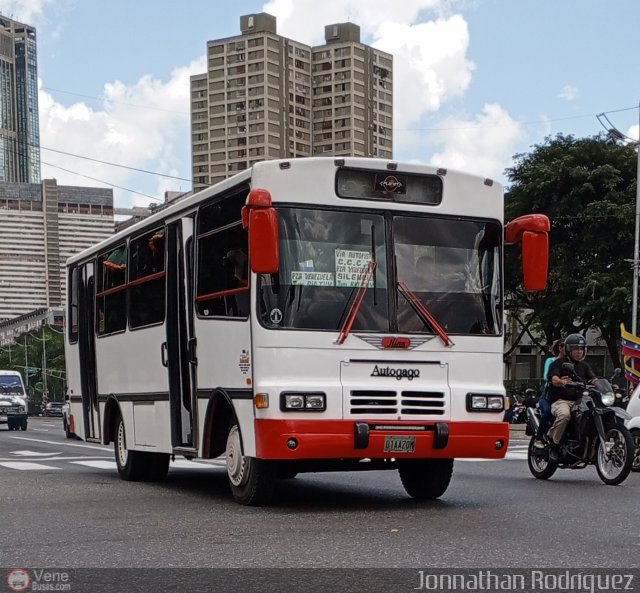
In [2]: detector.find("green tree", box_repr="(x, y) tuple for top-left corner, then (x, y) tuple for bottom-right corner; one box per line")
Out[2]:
(0, 326), (66, 402)
(505, 133), (638, 368)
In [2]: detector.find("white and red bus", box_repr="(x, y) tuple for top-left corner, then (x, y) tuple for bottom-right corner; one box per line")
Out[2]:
(64, 157), (549, 505)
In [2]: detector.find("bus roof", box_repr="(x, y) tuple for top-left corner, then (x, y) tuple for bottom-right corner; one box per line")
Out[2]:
(66, 157), (503, 267)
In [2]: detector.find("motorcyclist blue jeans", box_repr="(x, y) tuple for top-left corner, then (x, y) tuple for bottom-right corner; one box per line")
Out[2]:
(535, 394), (553, 439)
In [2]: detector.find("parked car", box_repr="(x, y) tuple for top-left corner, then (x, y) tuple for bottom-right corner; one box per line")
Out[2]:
(44, 401), (65, 417)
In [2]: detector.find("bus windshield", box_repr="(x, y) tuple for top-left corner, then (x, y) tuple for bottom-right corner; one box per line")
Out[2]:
(257, 207), (502, 335)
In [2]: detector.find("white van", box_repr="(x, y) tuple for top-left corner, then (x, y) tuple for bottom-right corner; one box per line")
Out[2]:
(0, 370), (28, 431)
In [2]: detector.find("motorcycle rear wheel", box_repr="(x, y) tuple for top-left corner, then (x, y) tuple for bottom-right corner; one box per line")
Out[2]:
(527, 437), (557, 480)
(595, 423), (634, 485)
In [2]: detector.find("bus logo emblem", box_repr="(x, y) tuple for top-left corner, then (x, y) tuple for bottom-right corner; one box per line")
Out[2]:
(382, 337), (410, 349)
(377, 175), (405, 193)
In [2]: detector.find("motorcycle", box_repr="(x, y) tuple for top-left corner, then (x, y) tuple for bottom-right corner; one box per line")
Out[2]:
(504, 399), (525, 424)
(526, 363), (634, 485)
(504, 392), (529, 424)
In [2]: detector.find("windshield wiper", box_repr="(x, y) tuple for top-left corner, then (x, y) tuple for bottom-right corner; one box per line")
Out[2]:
(397, 281), (454, 347)
(336, 260), (378, 345)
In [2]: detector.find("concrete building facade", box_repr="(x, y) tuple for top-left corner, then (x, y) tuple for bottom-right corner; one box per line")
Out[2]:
(0, 15), (40, 183)
(0, 180), (114, 321)
(190, 13), (393, 190)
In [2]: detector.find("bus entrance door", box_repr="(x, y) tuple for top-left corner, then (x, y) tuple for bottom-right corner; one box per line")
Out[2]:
(78, 262), (100, 441)
(165, 218), (197, 450)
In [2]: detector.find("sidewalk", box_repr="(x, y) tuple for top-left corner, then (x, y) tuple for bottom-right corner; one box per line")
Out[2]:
(509, 423), (528, 440)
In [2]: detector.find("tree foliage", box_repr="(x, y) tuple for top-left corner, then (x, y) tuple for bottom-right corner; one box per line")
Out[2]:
(0, 326), (66, 402)
(505, 133), (638, 367)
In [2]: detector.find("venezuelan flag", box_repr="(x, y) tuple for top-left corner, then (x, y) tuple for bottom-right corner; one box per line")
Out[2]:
(620, 323), (640, 384)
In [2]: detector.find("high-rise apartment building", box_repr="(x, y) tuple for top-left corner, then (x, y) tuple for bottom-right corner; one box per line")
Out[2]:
(0, 180), (114, 320)
(191, 13), (393, 190)
(0, 15), (40, 183)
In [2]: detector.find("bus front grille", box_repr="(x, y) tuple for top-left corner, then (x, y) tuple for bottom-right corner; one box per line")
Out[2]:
(349, 390), (446, 416)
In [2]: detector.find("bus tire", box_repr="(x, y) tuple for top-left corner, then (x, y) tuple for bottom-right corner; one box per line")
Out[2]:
(398, 458), (454, 500)
(226, 422), (276, 505)
(20, 419), (27, 431)
(114, 413), (148, 481)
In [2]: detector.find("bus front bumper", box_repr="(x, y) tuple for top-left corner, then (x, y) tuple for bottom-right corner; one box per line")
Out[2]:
(254, 419), (509, 460)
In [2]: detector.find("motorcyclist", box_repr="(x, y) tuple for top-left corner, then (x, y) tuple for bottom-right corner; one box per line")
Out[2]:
(546, 333), (596, 458)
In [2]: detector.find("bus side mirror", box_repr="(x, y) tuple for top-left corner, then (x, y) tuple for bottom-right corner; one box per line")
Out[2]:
(505, 214), (550, 291)
(243, 189), (280, 275)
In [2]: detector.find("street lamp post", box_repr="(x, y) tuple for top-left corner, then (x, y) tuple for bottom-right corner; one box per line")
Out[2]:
(598, 101), (640, 334)
(633, 99), (640, 335)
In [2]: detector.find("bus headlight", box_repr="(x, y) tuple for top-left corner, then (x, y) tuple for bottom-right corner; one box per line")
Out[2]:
(467, 393), (505, 412)
(281, 392), (326, 411)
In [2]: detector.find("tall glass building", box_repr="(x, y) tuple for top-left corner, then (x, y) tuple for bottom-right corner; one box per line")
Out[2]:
(0, 16), (41, 183)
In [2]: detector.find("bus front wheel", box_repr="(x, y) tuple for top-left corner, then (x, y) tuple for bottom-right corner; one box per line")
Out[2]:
(398, 458), (454, 500)
(225, 422), (276, 505)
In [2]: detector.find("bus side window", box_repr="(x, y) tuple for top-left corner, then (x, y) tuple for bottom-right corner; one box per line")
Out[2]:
(129, 227), (166, 329)
(195, 187), (250, 319)
(196, 224), (249, 318)
(96, 245), (127, 335)
(68, 266), (79, 343)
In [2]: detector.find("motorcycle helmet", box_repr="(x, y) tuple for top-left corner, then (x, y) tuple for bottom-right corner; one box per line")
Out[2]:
(564, 333), (587, 362)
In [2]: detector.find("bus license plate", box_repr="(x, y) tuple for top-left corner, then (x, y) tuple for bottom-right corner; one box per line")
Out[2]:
(384, 435), (416, 453)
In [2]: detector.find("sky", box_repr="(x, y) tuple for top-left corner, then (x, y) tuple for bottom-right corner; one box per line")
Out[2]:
(3, 0), (640, 210)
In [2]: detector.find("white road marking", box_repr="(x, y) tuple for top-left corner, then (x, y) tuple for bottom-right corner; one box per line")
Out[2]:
(0, 455), (111, 462)
(71, 459), (226, 470)
(10, 450), (62, 457)
(32, 428), (50, 432)
(0, 461), (61, 470)
(9, 436), (111, 451)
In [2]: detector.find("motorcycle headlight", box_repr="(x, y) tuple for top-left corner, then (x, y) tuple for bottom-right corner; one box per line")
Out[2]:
(600, 392), (615, 406)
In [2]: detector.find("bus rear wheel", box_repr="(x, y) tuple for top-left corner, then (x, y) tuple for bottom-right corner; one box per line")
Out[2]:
(114, 413), (169, 482)
(398, 458), (454, 500)
(225, 422), (276, 505)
